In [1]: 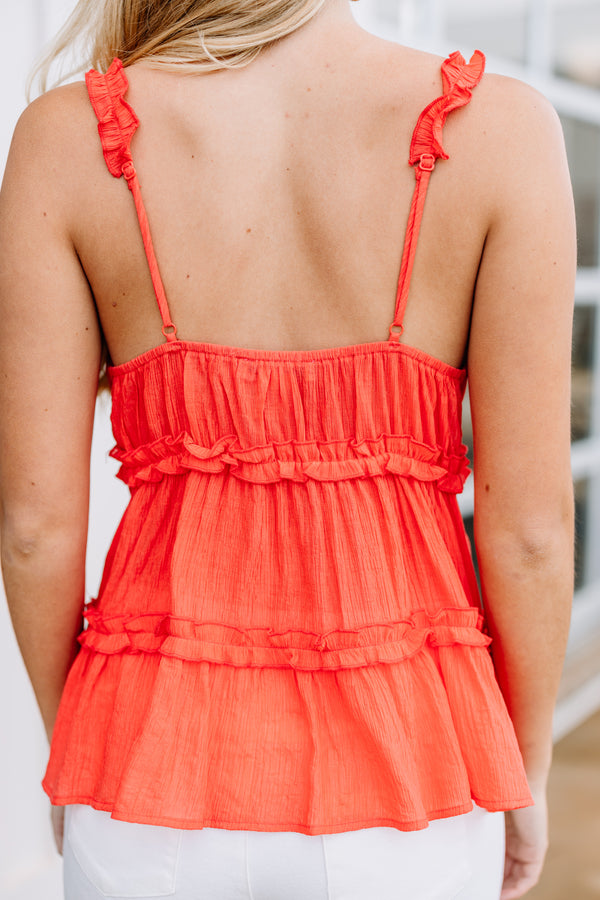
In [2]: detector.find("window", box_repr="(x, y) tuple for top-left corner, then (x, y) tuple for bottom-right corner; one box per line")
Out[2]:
(572, 305), (596, 442)
(575, 477), (591, 591)
(445, 0), (528, 65)
(561, 116), (600, 267)
(554, 0), (600, 88)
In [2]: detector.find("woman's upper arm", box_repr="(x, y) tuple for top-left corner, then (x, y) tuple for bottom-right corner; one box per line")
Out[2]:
(467, 76), (576, 545)
(0, 88), (101, 543)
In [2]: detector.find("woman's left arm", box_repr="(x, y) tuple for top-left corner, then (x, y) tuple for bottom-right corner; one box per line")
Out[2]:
(0, 89), (102, 744)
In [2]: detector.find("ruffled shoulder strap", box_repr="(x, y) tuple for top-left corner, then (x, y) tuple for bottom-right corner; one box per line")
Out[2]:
(389, 51), (486, 342)
(85, 59), (178, 342)
(409, 50), (485, 166)
(85, 58), (140, 178)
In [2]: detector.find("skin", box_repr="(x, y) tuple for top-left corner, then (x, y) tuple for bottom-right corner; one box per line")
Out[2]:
(0, 0), (575, 896)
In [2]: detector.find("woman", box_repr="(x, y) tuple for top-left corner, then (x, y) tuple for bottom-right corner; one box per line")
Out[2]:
(0, 0), (575, 898)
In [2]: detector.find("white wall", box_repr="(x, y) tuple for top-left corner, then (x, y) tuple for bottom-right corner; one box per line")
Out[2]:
(0, 3), (129, 896)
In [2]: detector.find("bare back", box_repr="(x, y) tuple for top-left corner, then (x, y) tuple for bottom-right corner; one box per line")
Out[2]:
(68, 18), (492, 369)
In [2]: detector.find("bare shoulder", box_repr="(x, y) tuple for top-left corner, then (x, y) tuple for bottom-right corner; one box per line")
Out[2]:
(475, 72), (562, 140)
(346, 36), (450, 136)
(379, 42), (446, 83)
(466, 73), (568, 209)
(363, 38), (447, 100)
(4, 81), (103, 222)
(16, 81), (92, 134)
(9, 81), (98, 180)
(416, 60), (563, 160)
(350, 41), (562, 167)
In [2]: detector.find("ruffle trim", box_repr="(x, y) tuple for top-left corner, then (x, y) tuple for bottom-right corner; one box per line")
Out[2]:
(79, 606), (490, 670)
(85, 52), (485, 176)
(110, 432), (470, 493)
(85, 58), (139, 178)
(43, 627), (533, 832)
(409, 50), (485, 165)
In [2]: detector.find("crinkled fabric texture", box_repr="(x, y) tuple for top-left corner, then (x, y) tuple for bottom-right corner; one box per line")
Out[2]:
(84, 59), (139, 177)
(43, 341), (533, 832)
(409, 50), (485, 164)
(43, 49), (533, 833)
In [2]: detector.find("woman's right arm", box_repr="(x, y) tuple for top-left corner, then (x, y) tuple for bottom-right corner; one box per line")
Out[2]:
(467, 76), (576, 900)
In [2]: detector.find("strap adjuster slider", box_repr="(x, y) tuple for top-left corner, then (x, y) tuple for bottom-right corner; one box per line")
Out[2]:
(121, 160), (136, 181)
(418, 153), (436, 172)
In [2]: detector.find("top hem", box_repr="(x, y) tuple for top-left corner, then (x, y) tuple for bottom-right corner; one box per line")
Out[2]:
(107, 338), (466, 379)
(42, 785), (533, 834)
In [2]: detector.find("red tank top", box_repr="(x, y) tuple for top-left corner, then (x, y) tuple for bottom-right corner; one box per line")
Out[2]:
(43, 50), (533, 832)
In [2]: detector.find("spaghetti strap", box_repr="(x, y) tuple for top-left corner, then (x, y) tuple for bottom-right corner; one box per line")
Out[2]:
(85, 53), (484, 347)
(85, 59), (178, 342)
(389, 50), (485, 343)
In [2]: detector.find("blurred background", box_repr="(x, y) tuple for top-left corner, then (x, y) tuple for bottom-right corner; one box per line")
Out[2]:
(1, 0), (599, 897)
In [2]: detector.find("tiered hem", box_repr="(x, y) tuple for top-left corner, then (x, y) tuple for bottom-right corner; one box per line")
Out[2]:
(40, 795), (531, 835)
(43, 637), (533, 833)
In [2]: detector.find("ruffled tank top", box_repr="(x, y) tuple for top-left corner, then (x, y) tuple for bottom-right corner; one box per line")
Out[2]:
(42, 50), (534, 832)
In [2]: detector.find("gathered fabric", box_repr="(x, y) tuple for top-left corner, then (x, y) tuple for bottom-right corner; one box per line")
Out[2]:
(42, 49), (534, 834)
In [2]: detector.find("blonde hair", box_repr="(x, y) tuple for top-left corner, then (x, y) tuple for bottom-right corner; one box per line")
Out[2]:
(30, 0), (330, 390)
(31, 0), (329, 94)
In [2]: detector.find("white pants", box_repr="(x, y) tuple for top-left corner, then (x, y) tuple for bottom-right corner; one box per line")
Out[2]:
(63, 802), (505, 900)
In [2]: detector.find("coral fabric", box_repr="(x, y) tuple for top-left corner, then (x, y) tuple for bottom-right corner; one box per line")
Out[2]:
(42, 50), (534, 833)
